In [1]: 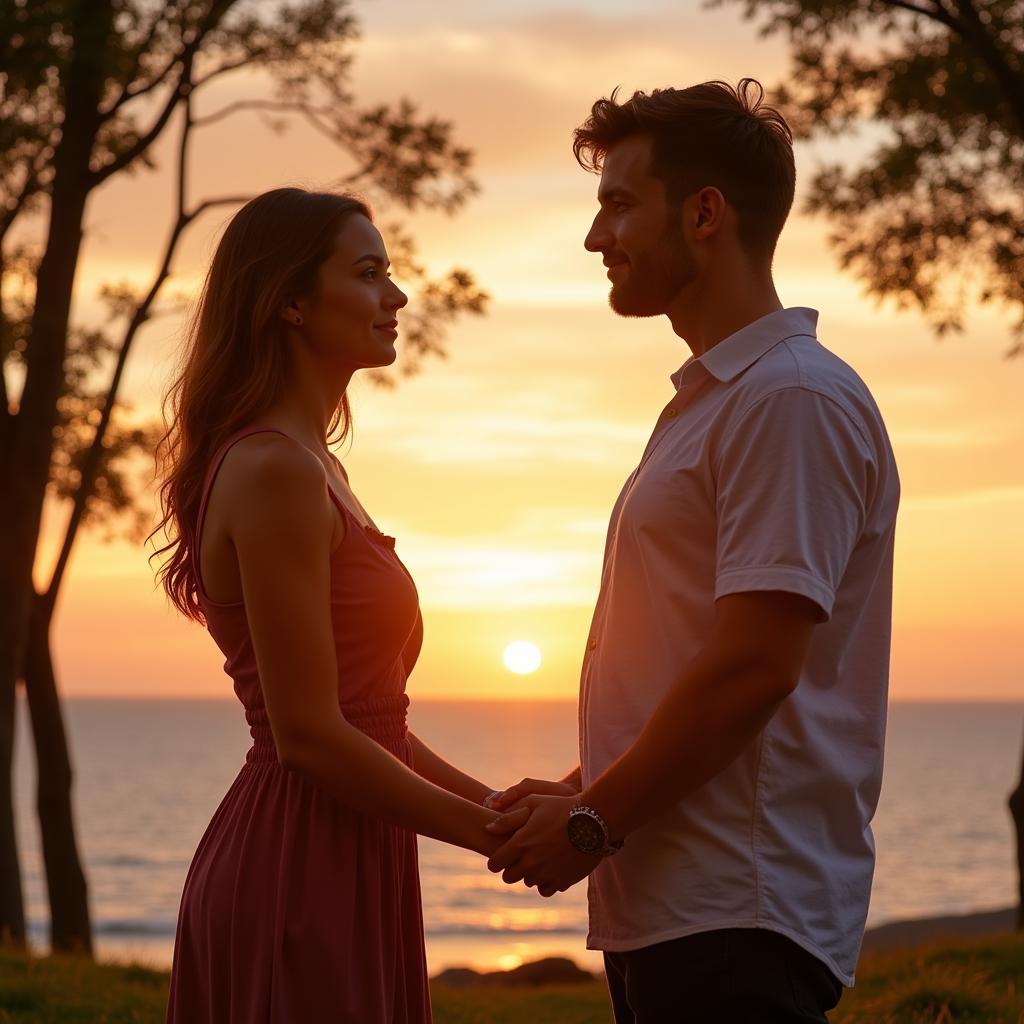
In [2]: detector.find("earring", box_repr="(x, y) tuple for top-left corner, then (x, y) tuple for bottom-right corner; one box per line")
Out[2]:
(293, 316), (303, 326)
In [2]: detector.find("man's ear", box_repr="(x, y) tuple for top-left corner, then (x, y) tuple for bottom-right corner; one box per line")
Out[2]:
(692, 186), (726, 241)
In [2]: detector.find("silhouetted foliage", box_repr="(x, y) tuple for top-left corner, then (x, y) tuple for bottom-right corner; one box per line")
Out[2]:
(712, 0), (1024, 353)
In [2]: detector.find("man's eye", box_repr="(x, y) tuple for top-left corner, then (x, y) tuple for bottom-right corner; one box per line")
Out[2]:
(362, 267), (377, 279)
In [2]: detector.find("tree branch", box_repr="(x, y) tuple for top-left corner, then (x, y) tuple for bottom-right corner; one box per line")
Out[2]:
(880, 0), (1024, 132)
(953, 0), (1024, 132)
(101, 53), (182, 120)
(177, 81), (191, 217)
(0, 152), (47, 237)
(187, 195), (252, 220)
(882, 0), (961, 31)
(0, 263), (9, 424)
(193, 97), (345, 144)
(192, 98), (372, 186)
(46, 89), (252, 598)
(193, 97), (330, 128)
(191, 55), (261, 90)
(931, 0), (963, 21)
(47, 104), (190, 597)
(90, 77), (189, 187)
(90, 0), (236, 187)
(99, 9), (178, 119)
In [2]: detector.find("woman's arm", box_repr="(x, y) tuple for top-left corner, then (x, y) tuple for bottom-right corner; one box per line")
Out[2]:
(224, 435), (516, 856)
(407, 732), (494, 805)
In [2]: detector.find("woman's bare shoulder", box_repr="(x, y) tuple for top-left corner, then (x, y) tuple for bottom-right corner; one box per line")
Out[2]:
(216, 431), (331, 537)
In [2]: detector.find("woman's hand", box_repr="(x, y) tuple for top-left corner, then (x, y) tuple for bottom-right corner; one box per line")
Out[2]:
(484, 777), (579, 811)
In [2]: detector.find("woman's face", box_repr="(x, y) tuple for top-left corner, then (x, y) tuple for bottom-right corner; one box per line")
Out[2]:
(294, 214), (409, 370)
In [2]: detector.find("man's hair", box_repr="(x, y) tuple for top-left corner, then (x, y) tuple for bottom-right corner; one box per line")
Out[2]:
(573, 79), (795, 261)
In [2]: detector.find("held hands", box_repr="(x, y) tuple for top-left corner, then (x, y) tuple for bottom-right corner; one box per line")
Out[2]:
(484, 776), (579, 811)
(484, 792), (600, 898)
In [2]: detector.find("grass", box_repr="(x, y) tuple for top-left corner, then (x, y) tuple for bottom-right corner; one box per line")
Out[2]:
(830, 933), (1024, 1024)
(0, 932), (1022, 1022)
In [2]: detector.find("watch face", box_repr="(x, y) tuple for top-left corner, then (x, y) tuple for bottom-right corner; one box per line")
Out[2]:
(567, 811), (606, 854)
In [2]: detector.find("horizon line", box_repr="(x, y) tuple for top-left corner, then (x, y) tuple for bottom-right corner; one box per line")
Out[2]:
(19, 694), (1024, 706)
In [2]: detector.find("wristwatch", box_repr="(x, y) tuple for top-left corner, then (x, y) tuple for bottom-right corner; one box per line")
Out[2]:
(567, 804), (624, 857)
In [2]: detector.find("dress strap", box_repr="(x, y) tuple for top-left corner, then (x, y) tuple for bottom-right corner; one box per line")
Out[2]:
(193, 428), (310, 604)
(196, 427), (298, 546)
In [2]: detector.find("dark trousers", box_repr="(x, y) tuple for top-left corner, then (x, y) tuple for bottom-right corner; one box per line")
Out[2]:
(603, 927), (844, 1023)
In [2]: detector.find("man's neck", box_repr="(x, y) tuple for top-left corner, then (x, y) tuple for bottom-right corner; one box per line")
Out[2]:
(667, 278), (783, 358)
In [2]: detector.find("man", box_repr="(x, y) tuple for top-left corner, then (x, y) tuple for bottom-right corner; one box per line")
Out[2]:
(485, 78), (900, 1023)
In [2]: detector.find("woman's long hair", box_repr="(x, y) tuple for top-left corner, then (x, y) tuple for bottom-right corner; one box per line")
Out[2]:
(149, 188), (372, 624)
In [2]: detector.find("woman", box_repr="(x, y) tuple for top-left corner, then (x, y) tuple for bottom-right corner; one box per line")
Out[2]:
(151, 188), (526, 1023)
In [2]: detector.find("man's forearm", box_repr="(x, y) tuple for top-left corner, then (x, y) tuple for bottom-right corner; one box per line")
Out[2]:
(579, 646), (794, 842)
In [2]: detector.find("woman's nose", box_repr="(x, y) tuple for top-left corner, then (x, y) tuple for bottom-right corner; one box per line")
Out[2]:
(388, 282), (409, 310)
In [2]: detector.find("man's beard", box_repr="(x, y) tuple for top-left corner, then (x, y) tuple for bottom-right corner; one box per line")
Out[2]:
(609, 223), (698, 318)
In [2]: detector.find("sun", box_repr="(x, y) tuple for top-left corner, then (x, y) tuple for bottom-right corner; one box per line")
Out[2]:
(503, 641), (542, 675)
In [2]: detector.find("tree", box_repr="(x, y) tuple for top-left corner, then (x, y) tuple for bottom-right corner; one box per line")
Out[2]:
(1009, 745), (1024, 928)
(713, 0), (1024, 354)
(0, 0), (487, 953)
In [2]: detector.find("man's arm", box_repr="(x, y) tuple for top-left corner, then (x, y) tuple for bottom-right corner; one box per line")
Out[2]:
(486, 590), (818, 891)
(580, 590), (816, 840)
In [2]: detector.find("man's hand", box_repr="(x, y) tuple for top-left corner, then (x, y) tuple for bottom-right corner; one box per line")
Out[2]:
(484, 777), (579, 812)
(485, 794), (600, 897)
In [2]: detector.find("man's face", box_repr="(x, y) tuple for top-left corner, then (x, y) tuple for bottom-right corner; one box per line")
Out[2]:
(583, 134), (698, 318)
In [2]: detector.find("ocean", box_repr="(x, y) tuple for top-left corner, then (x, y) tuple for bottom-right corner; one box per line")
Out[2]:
(11, 697), (1024, 976)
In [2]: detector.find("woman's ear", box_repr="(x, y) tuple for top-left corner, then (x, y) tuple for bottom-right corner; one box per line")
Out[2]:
(281, 301), (304, 328)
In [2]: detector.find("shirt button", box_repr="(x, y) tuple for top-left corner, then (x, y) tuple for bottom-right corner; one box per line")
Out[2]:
(665, 408), (678, 418)
(587, 638), (598, 651)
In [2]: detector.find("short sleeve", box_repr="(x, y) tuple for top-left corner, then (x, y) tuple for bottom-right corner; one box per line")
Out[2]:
(713, 387), (873, 622)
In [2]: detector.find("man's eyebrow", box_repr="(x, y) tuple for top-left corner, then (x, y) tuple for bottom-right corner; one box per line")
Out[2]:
(352, 253), (389, 266)
(597, 187), (637, 204)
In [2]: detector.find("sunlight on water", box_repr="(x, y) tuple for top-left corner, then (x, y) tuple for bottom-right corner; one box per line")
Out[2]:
(11, 697), (1023, 975)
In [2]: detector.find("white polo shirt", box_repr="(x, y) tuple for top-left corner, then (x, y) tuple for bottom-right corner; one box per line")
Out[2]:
(579, 307), (899, 986)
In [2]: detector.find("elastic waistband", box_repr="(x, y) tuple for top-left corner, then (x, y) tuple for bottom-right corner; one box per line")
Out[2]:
(244, 694), (410, 764)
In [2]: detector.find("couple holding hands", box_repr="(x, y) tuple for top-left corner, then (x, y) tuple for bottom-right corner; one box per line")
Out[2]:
(159, 78), (899, 1023)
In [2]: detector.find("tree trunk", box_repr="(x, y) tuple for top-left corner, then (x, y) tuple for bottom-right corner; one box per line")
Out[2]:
(0, 672), (25, 948)
(22, 592), (92, 955)
(0, 0), (114, 945)
(1009, 722), (1024, 929)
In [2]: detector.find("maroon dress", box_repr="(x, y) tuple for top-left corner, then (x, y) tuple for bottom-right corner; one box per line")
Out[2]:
(166, 426), (432, 1023)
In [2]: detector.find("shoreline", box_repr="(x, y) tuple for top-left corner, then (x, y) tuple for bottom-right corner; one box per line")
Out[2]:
(428, 904), (1020, 983)
(38, 904), (1021, 981)
(859, 904), (1017, 953)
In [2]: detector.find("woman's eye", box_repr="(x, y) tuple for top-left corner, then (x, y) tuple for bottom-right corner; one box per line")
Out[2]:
(362, 268), (377, 279)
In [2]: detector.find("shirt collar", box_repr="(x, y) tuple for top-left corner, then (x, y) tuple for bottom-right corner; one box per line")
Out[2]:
(671, 307), (819, 389)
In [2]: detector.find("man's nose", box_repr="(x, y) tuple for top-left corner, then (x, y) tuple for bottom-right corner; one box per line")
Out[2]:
(584, 216), (612, 253)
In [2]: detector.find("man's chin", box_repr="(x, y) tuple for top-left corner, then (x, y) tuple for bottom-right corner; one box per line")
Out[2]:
(608, 286), (665, 319)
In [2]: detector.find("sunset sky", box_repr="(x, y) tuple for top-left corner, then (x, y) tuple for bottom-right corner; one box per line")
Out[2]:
(32, 0), (1024, 701)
